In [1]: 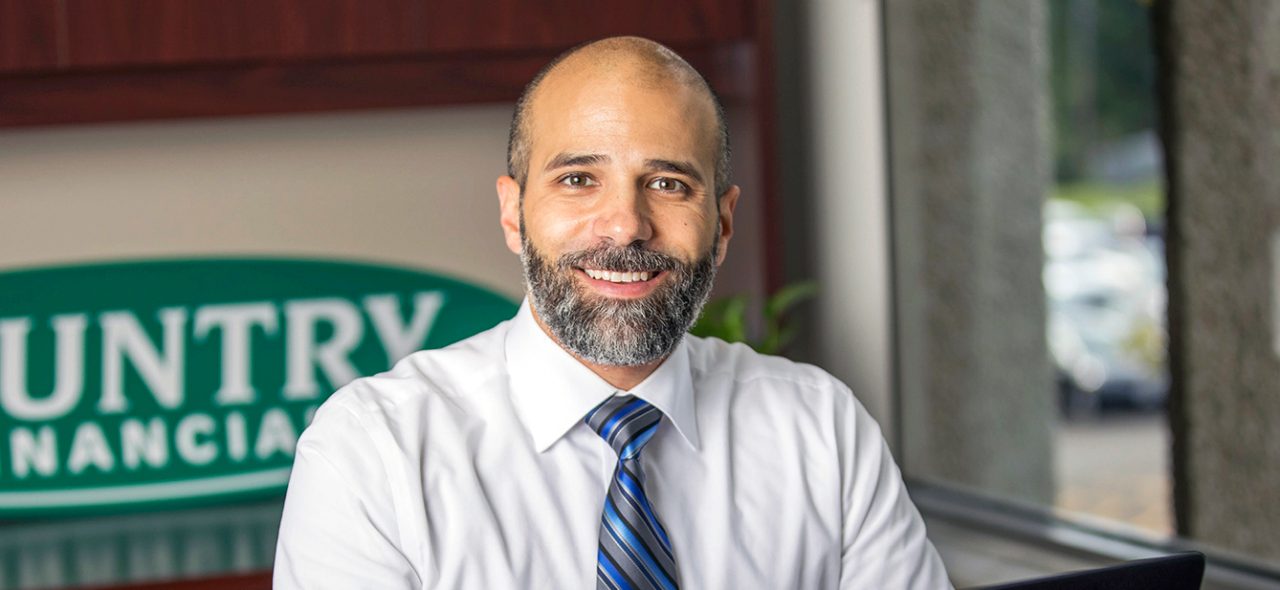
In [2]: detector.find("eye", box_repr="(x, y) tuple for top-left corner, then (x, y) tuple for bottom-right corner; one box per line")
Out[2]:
(647, 177), (688, 193)
(558, 173), (597, 188)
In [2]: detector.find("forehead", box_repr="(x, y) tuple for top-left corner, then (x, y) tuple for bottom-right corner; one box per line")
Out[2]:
(525, 63), (718, 171)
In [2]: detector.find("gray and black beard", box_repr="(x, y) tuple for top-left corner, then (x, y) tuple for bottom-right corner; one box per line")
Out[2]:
(521, 235), (717, 367)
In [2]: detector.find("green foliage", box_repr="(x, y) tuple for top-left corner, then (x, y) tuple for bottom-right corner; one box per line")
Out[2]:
(1052, 180), (1162, 220)
(690, 282), (818, 356)
(1049, 0), (1157, 182)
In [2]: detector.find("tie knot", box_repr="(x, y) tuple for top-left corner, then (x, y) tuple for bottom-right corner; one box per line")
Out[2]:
(585, 395), (663, 460)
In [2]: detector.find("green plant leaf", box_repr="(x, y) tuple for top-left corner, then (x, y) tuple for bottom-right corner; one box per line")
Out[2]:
(721, 295), (748, 343)
(691, 294), (749, 343)
(773, 324), (800, 353)
(692, 282), (816, 356)
(764, 282), (819, 321)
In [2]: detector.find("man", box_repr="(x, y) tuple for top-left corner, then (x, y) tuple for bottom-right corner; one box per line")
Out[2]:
(275, 36), (951, 589)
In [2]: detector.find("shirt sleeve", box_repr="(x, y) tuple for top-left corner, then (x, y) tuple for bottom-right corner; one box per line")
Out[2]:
(837, 388), (953, 589)
(274, 400), (422, 589)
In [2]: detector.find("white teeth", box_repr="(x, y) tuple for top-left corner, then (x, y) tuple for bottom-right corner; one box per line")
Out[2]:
(584, 269), (655, 283)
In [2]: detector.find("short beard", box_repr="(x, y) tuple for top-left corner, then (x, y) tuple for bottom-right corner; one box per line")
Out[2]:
(520, 231), (717, 367)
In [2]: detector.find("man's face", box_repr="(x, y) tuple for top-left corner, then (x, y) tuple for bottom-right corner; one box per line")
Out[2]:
(497, 63), (738, 366)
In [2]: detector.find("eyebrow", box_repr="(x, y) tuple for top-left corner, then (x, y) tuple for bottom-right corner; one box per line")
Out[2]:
(541, 152), (706, 186)
(544, 152), (609, 172)
(645, 159), (705, 186)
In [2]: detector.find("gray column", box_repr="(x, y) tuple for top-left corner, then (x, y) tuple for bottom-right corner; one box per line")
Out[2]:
(887, 0), (1055, 504)
(1159, 0), (1280, 560)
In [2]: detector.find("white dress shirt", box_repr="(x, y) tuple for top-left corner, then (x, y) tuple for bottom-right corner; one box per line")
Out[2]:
(274, 300), (951, 589)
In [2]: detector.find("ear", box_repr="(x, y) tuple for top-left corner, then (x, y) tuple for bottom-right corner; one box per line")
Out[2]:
(713, 185), (740, 266)
(497, 175), (523, 255)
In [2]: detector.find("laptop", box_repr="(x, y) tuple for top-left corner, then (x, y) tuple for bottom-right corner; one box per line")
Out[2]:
(975, 552), (1205, 590)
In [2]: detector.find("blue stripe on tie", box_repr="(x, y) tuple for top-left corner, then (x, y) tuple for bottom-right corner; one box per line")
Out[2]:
(619, 422), (658, 460)
(600, 398), (648, 441)
(607, 405), (657, 449)
(603, 514), (664, 590)
(605, 499), (677, 590)
(616, 465), (673, 549)
(598, 548), (630, 590)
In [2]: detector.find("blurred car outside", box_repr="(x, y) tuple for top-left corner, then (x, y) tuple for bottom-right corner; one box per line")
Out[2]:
(1044, 199), (1168, 418)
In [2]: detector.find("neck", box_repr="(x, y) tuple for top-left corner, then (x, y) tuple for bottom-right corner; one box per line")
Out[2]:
(529, 303), (666, 391)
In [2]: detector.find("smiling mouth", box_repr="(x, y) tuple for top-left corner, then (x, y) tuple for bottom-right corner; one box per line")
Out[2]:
(580, 268), (660, 283)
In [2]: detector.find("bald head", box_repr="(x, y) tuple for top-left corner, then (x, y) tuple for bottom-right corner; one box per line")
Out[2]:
(506, 36), (731, 197)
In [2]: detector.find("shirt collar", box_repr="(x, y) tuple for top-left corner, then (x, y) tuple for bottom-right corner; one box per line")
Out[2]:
(505, 298), (700, 453)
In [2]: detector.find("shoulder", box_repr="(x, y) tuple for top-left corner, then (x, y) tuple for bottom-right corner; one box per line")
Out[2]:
(303, 320), (513, 446)
(683, 336), (898, 484)
(685, 334), (853, 401)
(682, 334), (868, 440)
(684, 335), (887, 492)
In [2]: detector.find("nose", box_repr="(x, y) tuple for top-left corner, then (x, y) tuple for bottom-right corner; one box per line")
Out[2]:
(592, 187), (653, 246)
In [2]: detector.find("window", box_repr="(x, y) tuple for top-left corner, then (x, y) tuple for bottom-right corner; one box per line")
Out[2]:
(885, 0), (1280, 584)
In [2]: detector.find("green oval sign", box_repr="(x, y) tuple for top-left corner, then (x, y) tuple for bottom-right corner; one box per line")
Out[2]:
(0, 258), (517, 517)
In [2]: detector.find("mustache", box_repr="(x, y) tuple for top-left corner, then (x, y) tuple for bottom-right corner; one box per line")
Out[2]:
(557, 244), (680, 273)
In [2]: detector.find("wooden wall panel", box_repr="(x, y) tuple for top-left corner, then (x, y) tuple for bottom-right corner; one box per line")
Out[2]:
(274, 0), (429, 59)
(0, 0), (61, 71)
(1, 0), (757, 127)
(0, 56), (537, 126)
(418, 0), (750, 52)
(63, 0), (432, 67)
(57, 0), (749, 69)
(90, 570), (271, 590)
(0, 43), (750, 127)
(64, 0), (283, 67)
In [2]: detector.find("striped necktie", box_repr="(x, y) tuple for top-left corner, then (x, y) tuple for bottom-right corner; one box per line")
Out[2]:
(586, 395), (680, 590)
